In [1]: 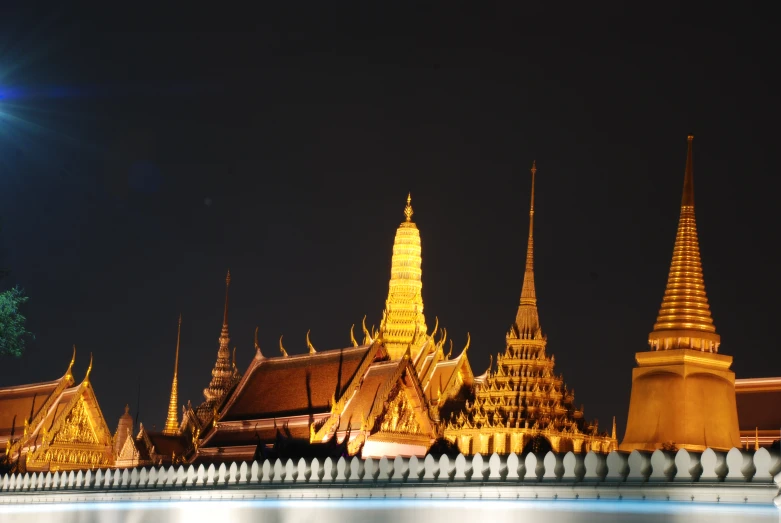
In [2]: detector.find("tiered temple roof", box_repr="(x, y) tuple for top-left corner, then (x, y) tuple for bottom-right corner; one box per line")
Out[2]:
(445, 162), (616, 454)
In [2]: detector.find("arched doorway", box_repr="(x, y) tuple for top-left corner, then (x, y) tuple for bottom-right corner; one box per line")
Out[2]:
(522, 435), (552, 455)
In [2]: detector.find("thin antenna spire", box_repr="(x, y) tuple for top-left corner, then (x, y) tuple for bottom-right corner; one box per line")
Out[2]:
(223, 270), (231, 328)
(682, 135), (694, 207)
(134, 377), (141, 428)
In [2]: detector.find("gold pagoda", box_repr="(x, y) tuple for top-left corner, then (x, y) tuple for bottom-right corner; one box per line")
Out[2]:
(376, 195), (474, 421)
(379, 194), (430, 361)
(620, 136), (741, 452)
(445, 162), (616, 455)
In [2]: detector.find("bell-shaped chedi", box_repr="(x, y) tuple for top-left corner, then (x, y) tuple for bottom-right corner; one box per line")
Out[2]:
(621, 136), (741, 452)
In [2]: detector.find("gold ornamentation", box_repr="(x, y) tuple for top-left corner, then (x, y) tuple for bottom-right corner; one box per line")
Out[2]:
(445, 162), (616, 454)
(163, 314), (182, 435)
(52, 397), (98, 445)
(648, 135), (720, 352)
(279, 335), (288, 357)
(306, 329), (316, 354)
(380, 384), (422, 435)
(379, 194), (428, 360)
(350, 324), (358, 347)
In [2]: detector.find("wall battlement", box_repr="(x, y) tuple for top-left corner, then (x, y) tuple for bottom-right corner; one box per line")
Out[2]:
(2, 447), (780, 509)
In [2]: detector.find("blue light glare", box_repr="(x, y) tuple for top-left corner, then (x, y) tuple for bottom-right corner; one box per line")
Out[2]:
(0, 497), (777, 523)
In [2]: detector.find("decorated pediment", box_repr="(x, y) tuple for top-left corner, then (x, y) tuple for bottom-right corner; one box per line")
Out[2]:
(26, 383), (113, 472)
(377, 384), (423, 436)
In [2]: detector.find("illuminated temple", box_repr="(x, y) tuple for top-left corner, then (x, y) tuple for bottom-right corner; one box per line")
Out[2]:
(444, 163), (616, 454)
(2, 144), (776, 476)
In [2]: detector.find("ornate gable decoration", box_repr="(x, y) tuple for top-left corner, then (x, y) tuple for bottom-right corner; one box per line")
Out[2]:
(378, 384), (422, 436)
(26, 383), (113, 472)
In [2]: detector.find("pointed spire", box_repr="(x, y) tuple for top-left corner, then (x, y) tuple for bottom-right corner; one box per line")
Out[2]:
(164, 314), (182, 435)
(649, 136), (720, 352)
(381, 193), (428, 360)
(612, 416), (617, 440)
(682, 135), (694, 206)
(198, 271), (240, 420)
(222, 270), (231, 338)
(515, 161), (542, 339)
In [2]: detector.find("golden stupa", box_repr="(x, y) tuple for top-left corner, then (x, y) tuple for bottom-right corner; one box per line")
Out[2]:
(620, 136), (741, 452)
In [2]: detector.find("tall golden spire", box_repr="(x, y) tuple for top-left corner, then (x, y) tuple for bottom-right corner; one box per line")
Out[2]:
(648, 136), (720, 352)
(514, 161), (542, 339)
(379, 193), (428, 360)
(163, 314), (182, 435)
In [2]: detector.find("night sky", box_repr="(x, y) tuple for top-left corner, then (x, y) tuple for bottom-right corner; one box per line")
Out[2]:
(1, 5), (779, 438)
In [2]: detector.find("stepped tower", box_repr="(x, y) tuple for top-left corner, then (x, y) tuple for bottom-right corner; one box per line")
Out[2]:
(379, 194), (430, 361)
(445, 162), (616, 454)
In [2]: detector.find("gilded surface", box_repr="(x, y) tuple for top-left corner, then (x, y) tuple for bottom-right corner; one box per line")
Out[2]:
(379, 194), (429, 360)
(379, 384), (422, 435)
(648, 136), (720, 352)
(163, 315), (182, 435)
(51, 398), (98, 445)
(622, 136), (740, 452)
(445, 163), (615, 454)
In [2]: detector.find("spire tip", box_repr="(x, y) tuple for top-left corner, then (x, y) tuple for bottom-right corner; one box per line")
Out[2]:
(404, 193), (413, 222)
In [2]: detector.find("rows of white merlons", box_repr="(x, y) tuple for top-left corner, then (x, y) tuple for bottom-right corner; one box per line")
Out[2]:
(2, 448), (780, 493)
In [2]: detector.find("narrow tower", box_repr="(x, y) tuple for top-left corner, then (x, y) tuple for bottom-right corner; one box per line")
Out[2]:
(621, 136), (741, 452)
(196, 271), (240, 422)
(163, 314), (182, 435)
(379, 194), (429, 360)
(515, 161), (542, 340)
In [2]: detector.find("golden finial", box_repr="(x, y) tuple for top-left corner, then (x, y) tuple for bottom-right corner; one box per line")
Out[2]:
(361, 315), (372, 344)
(462, 332), (471, 354)
(429, 317), (439, 339)
(404, 192), (413, 222)
(350, 324), (358, 347)
(754, 427), (759, 451)
(66, 345), (77, 379)
(279, 336), (288, 357)
(84, 353), (94, 383)
(254, 327), (264, 359)
(306, 329), (316, 354)
(446, 339), (453, 359)
(612, 416), (617, 440)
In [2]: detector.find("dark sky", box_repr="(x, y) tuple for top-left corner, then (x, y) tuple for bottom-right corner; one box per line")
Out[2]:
(1, 5), (779, 438)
